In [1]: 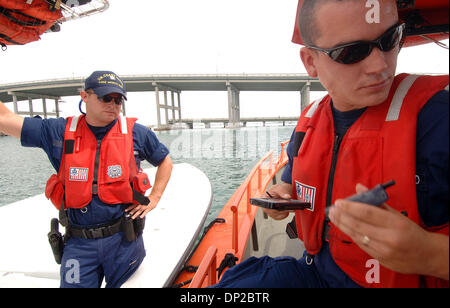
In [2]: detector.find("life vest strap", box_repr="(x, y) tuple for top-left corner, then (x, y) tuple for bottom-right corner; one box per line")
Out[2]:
(285, 217), (298, 239)
(132, 189), (150, 206)
(0, 8), (46, 27)
(58, 200), (69, 228)
(0, 32), (22, 45)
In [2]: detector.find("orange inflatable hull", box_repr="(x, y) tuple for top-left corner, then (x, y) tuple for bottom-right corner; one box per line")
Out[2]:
(292, 0), (449, 47)
(0, 0), (62, 46)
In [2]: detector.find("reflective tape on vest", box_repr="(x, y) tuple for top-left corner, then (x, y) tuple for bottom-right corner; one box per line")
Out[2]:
(305, 98), (322, 118)
(70, 116), (80, 132)
(386, 75), (419, 122)
(120, 115), (128, 134)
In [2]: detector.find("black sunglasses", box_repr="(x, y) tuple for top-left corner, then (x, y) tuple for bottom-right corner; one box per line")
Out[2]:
(100, 94), (125, 106)
(306, 23), (405, 64)
(86, 90), (125, 105)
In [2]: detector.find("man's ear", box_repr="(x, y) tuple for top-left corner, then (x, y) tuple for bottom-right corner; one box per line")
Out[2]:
(80, 91), (89, 103)
(300, 47), (318, 77)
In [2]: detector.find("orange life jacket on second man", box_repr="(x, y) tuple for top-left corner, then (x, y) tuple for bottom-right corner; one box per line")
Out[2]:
(291, 73), (449, 288)
(45, 115), (151, 210)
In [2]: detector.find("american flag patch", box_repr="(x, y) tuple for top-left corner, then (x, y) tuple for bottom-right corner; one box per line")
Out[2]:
(69, 167), (89, 182)
(295, 181), (316, 212)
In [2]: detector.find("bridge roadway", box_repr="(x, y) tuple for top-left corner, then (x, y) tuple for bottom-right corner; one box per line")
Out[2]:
(168, 117), (299, 129)
(0, 74), (325, 129)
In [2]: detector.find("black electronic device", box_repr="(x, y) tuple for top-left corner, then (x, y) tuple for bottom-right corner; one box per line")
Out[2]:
(250, 198), (311, 211)
(346, 180), (396, 206)
(325, 180), (396, 217)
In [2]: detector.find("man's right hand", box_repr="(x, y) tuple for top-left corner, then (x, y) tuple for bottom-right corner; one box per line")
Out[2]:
(260, 182), (293, 220)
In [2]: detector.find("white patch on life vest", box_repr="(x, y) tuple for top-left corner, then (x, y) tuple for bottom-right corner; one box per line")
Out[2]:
(69, 168), (89, 182)
(295, 181), (316, 212)
(107, 165), (122, 179)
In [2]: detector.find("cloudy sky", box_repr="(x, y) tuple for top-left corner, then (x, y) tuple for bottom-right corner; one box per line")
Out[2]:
(1, 0), (448, 125)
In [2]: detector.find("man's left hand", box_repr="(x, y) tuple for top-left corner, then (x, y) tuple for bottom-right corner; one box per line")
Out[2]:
(125, 195), (159, 219)
(328, 184), (445, 277)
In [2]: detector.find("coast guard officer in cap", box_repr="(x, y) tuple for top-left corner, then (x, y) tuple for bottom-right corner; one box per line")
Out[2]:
(0, 70), (173, 288)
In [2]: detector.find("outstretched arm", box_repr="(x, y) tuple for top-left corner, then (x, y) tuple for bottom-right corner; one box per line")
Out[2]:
(0, 100), (24, 139)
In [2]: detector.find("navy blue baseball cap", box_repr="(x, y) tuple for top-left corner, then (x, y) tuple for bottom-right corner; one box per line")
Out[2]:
(84, 71), (127, 100)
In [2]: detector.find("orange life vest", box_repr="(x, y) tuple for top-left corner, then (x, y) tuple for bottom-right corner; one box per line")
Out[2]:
(0, 0), (62, 46)
(45, 115), (151, 210)
(292, 73), (449, 288)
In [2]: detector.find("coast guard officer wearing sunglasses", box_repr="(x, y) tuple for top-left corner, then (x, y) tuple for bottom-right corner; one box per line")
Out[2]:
(0, 70), (173, 288)
(214, 0), (448, 288)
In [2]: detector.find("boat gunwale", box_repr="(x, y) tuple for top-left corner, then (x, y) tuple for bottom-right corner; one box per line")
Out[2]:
(174, 140), (289, 288)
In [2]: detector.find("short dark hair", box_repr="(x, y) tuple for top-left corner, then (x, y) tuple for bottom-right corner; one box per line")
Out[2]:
(298, 0), (321, 46)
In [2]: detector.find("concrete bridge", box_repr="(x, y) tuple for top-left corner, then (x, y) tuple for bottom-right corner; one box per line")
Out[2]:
(0, 74), (325, 129)
(168, 117), (300, 129)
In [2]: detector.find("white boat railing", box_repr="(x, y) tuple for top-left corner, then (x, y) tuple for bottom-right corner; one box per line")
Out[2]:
(57, 0), (109, 22)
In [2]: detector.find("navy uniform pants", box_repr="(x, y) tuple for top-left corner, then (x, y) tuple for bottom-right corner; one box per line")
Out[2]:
(212, 244), (361, 288)
(60, 232), (145, 288)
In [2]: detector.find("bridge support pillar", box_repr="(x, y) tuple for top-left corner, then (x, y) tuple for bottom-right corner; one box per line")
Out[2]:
(153, 82), (182, 129)
(226, 82), (240, 128)
(12, 95), (18, 114)
(8, 91), (60, 118)
(301, 81), (311, 113)
(177, 92), (182, 123)
(154, 86), (162, 128)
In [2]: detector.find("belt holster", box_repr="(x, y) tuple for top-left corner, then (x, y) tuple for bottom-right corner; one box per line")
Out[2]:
(47, 218), (64, 265)
(47, 200), (69, 265)
(121, 214), (146, 242)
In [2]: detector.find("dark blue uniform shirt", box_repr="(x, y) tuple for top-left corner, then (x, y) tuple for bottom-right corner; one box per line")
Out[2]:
(21, 116), (170, 228)
(281, 90), (449, 287)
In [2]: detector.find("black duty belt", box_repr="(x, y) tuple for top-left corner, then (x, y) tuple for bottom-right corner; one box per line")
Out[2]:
(68, 218), (122, 240)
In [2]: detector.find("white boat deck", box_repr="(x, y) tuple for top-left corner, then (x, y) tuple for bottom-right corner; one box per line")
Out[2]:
(244, 210), (304, 260)
(0, 163), (212, 288)
(244, 165), (305, 260)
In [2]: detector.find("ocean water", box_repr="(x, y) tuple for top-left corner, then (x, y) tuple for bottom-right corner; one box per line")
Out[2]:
(0, 125), (294, 227)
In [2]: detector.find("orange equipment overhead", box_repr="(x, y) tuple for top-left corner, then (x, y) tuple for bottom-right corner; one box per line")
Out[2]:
(0, 0), (62, 47)
(292, 0), (449, 48)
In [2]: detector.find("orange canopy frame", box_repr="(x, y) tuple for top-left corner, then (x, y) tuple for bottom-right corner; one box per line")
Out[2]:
(292, 0), (449, 47)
